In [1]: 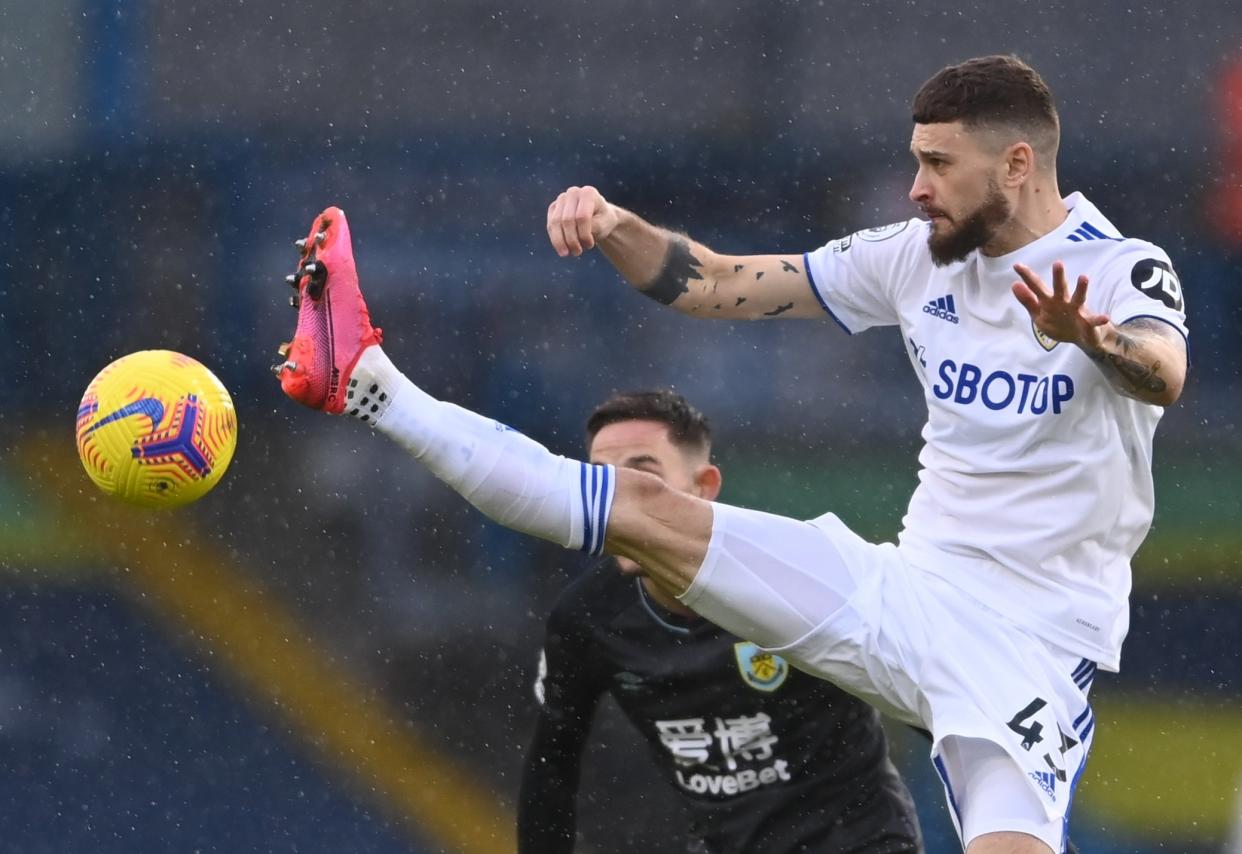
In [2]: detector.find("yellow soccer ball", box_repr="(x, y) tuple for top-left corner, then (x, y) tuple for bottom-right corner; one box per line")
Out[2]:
(75, 350), (238, 508)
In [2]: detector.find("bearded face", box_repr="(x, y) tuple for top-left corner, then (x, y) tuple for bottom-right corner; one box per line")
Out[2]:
(925, 175), (1013, 266)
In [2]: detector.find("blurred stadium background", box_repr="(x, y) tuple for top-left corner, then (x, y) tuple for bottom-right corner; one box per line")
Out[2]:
(2, 1), (1241, 851)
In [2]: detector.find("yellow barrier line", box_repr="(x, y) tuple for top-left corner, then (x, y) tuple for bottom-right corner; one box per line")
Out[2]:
(4, 442), (515, 854)
(1080, 694), (1242, 840)
(120, 542), (515, 853)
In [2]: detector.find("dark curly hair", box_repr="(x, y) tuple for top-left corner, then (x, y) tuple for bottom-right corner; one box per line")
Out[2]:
(585, 389), (711, 455)
(912, 55), (1059, 161)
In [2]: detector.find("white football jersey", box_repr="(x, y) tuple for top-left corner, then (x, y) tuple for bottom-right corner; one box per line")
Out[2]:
(804, 193), (1187, 670)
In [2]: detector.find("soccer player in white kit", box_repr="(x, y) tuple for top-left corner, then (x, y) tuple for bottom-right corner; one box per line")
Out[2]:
(275, 56), (1186, 854)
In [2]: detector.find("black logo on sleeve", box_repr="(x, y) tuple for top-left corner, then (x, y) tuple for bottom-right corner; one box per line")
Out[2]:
(1130, 259), (1183, 311)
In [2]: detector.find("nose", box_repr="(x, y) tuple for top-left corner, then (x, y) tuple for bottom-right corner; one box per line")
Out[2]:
(909, 168), (931, 205)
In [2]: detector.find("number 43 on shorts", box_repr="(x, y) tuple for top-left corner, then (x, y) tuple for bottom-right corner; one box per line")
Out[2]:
(1007, 697), (1080, 782)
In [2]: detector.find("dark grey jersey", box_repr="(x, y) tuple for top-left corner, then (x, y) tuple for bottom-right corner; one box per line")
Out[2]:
(518, 559), (923, 854)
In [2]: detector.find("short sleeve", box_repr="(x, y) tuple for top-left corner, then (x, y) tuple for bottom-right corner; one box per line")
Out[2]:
(803, 219), (925, 333)
(1098, 241), (1188, 338)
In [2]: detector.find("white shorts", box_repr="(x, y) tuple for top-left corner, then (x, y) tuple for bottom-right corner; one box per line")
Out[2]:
(680, 503), (1098, 852)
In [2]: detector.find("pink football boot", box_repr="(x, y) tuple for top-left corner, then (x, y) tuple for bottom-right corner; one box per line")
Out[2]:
(274, 206), (383, 413)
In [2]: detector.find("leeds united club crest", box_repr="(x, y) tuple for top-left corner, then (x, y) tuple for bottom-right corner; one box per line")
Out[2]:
(1032, 320), (1059, 351)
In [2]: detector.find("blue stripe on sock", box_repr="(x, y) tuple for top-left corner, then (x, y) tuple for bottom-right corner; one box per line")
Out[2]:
(585, 465), (596, 555)
(589, 465), (600, 553)
(578, 463), (593, 553)
(593, 464), (612, 556)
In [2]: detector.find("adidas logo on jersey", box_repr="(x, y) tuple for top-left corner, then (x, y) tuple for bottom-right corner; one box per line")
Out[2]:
(1029, 770), (1058, 801)
(923, 294), (959, 324)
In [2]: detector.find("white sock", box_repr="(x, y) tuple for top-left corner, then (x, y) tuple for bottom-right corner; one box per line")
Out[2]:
(344, 346), (614, 555)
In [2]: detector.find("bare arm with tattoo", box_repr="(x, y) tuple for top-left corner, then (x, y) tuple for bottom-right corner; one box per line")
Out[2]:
(1080, 318), (1186, 404)
(1013, 261), (1187, 407)
(546, 185), (823, 320)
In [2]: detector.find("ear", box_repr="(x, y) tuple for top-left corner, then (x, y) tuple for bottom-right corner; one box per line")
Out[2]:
(694, 463), (723, 501)
(1004, 141), (1035, 187)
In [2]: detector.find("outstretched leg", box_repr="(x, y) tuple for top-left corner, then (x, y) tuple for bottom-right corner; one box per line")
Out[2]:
(273, 207), (712, 582)
(273, 208), (862, 650)
(275, 206), (619, 555)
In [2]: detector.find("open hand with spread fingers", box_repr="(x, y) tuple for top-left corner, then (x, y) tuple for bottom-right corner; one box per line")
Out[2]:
(1012, 261), (1111, 352)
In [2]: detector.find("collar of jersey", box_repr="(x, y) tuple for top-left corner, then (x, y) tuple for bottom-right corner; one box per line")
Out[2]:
(975, 191), (1091, 275)
(634, 577), (701, 636)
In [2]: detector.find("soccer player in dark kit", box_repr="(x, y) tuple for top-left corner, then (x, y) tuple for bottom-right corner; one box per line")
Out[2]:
(518, 390), (922, 854)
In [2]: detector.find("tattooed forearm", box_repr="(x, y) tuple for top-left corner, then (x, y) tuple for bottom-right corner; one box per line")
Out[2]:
(633, 248), (811, 320)
(1086, 319), (1181, 402)
(1089, 348), (1167, 395)
(641, 238), (703, 306)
